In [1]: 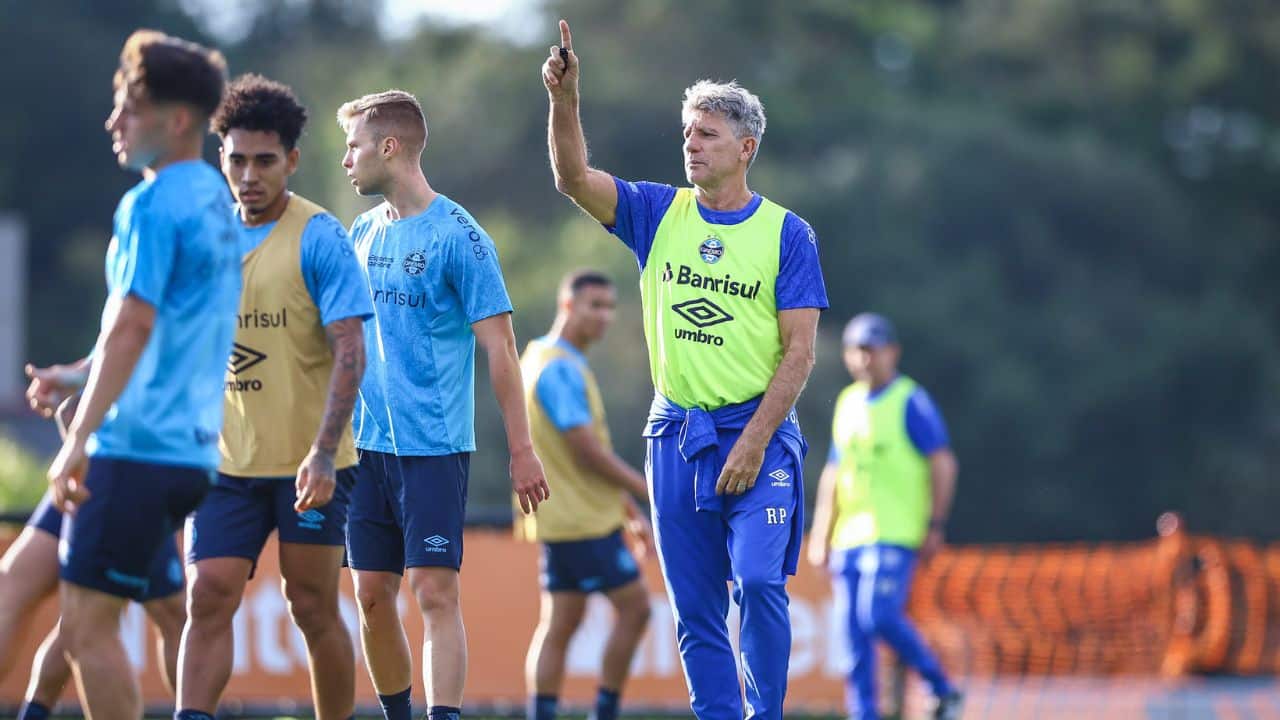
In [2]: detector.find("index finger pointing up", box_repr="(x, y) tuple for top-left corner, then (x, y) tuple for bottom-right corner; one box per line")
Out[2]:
(559, 19), (573, 51)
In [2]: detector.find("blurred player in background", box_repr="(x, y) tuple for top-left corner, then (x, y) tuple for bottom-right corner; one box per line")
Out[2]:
(337, 89), (549, 720)
(0, 393), (184, 720)
(174, 74), (372, 720)
(38, 29), (238, 720)
(807, 313), (963, 720)
(544, 19), (828, 719)
(516, 270), (653, 720)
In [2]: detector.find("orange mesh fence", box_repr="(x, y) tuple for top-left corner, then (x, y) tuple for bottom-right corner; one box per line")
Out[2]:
(902, 513), (1280, 678)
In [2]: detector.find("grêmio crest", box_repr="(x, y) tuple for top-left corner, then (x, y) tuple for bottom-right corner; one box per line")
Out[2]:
(698, 236), (724, 264)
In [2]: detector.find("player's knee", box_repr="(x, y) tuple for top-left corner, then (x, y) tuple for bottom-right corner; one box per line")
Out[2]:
(735, 569), (785, 603)
(144, 594), (187, 642)
(188, 572), (243, 624)
(354, 579), (398, 623)
(409, 571), (459, 617)
(618, 593), (652, 631)
(284, 583), (338, 637)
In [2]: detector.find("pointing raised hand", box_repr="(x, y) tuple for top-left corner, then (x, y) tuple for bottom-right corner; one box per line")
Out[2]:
(542, 19), (579, 99)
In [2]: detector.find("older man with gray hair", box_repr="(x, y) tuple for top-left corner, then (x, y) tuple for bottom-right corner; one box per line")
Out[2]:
(542, 19), (828, 719)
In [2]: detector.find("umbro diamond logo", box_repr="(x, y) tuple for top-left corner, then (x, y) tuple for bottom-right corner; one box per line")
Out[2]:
(227, 343), (268, 375)
(769, 469), (790, 482)
(424, 535), (449, 547)
(671, 297), (734, 329)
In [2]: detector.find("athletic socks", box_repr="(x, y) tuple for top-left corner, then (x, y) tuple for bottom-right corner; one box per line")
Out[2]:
(174, 711), (216, 720)
(529, 694), (558, 720)
(379, 686), (413, 720)
(17, 700), (50, 720)
(427, 706), (462, 720)
(591, 687), (621, 720)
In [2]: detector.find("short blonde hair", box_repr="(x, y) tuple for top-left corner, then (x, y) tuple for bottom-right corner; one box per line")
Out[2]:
(336, 89), (427, 156)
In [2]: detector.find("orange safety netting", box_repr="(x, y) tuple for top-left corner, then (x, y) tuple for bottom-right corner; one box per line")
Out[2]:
(900, 513), (1280, 677)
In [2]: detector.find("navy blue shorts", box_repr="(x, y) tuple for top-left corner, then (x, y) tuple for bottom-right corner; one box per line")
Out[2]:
(186, 468), (357, 567)
(347, 450), (469, 573)
(541, 528), (641, 593)
(59, 457), (210, 600)
(30, 490), (185, 600)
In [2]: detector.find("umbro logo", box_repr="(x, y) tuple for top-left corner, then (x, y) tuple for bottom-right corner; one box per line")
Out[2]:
(424, 535), (450, 552)
(298, 509), (324, 530)
(227, 343), (267, 375)
(671, 297), (734, 329)
(768, 469), (790, 482)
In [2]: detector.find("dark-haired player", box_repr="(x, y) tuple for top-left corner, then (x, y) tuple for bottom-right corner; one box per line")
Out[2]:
(174, 74), (372, 720)
(36, 29), (238, 719)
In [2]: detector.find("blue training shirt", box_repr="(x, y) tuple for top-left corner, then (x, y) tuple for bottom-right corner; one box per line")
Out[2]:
(89, 160), (241, 469)
(238, 212), (374, 325)
(533, 336), (593, 432)
(351, 195), (513, 455)
(826, 377), (951, 464)
(609, 178), (829, 311)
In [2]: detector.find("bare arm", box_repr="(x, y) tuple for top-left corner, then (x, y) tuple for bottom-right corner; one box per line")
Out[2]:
(543, 19), (618, 225)
(49, 296), (154, 510)
(473, 313), (550, 513)
(806, 462), (839, 568)
(66, 296), (154, 442)
(295, 315), (366, 512)
(715, 307), (820, 495)
(563, 424), (648, 500)
(920, 448), (959, 561)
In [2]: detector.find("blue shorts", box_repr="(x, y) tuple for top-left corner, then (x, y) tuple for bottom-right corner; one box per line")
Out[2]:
(186, 468), (357, 568)
(59, 457), (210, 601)
(347, 450), (469, 573)
(30, 490), (185, 601)
(541, 528), (641, 593)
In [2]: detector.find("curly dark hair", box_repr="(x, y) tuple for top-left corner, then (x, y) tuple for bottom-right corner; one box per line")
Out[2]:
(211, 74), (309, 150)
(115, 29), (227, 117)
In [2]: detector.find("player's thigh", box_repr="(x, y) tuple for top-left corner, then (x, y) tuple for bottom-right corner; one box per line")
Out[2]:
(604, 576), (651, 623)
(724, 439), (799, 583)
(346, 452), (406, 574)
(540, 590), (589, 637)
(0, 525), (61, 611)
(185, 474), (275, 567)
(61, 458), (205, 601)
(278, 541), (346, 605)
(400, 453), (468, 572)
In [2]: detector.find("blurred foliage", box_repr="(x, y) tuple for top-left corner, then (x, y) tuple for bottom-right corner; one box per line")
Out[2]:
(0, 434), (48, 511)
(1, 0), (1278, 540)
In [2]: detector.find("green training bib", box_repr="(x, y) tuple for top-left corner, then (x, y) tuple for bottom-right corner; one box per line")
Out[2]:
(639, 189), (785, 409)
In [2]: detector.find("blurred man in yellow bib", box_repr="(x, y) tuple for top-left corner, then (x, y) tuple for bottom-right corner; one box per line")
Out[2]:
(516, 270), (653, 720)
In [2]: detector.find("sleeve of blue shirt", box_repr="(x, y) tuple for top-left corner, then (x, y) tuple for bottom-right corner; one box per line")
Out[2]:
(534, 359), (593, 431)
(300, 214), (374, 325)
(113, 195), (178, 307)
(827, 443), (840, 465)
(776, 213), (830, 310)
(444, 209), (514, 323)
(905, 387), (951, 456)
(608, 178), (677, 271)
